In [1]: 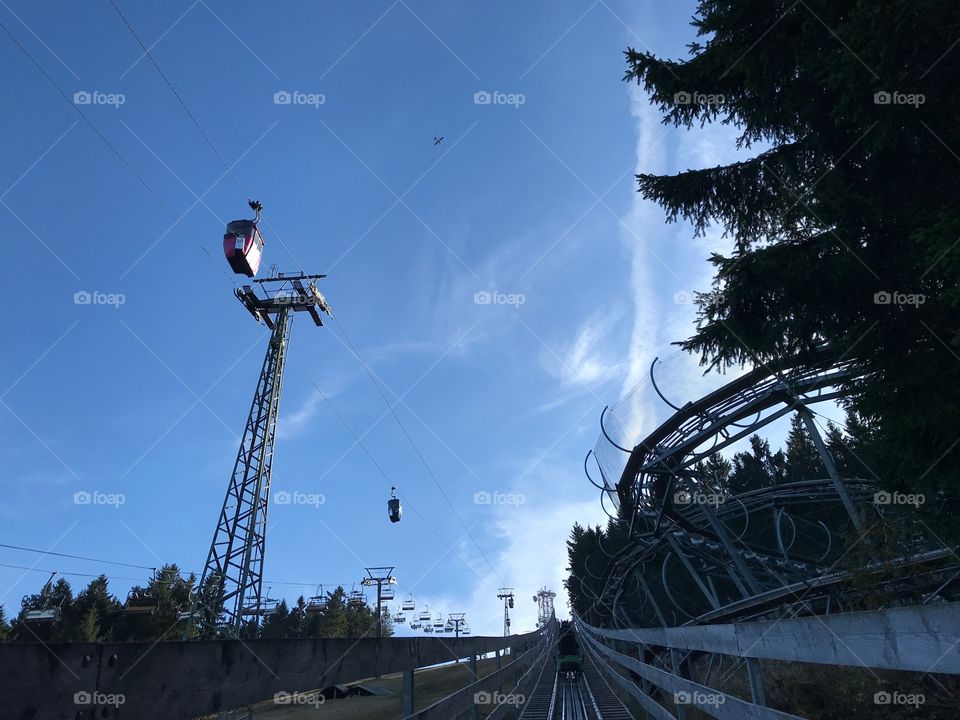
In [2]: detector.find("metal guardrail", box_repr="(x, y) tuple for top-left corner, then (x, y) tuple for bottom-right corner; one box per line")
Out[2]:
(576, 602), (960, 719)
(404, 625), (553, 720)
(579, 603), (960, 673)
(580, 623), (805, 720)
(488, 626), (557, 720)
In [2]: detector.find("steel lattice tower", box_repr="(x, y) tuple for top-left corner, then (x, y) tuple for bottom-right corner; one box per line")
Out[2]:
(196, 272), (330, 635)
(497, 588), (515, 636)
(534, 587), (555, 628)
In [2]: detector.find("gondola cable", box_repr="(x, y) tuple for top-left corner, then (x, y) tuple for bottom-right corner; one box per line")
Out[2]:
(108, 0), (307, 274)
(0, 18), (232, 284)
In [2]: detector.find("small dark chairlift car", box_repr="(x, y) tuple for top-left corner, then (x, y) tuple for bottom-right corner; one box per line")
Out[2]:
(388, 485), (402, 523)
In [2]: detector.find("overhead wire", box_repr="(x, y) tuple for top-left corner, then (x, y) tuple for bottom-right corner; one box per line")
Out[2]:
(0, 544), (355, 591)
(108, 0), (249, 202)
(106, 3), (503, 585)
(292, 357), (494, 586)
(0, 561), (146, 583)
(0, 543), (156, 571)
(0, 17), (231, 283)
(108, 0), (307, 274)
(328, 313), (506, 585)
(8, 5), (506, 602)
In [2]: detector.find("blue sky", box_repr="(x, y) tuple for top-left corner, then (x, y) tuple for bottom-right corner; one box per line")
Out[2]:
(0, 0), (802, 635)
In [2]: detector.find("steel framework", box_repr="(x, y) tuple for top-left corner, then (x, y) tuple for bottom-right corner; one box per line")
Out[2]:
(576, 348), (960, 709)
(362, 566), (397, 641)
(533, 588), (555, 629)
(196, 272), (329, 635)
(497, 587), (514, 636)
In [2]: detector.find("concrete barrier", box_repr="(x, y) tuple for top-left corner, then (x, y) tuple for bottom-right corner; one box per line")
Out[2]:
(0, 631), (540, 719)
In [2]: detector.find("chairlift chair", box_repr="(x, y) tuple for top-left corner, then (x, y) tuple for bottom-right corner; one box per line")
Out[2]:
(21, 573), (63, 623)
(348, 587), (366, 608)
(394, 613), (406, 624)
(418, 608), (431, 622)
(402, 595), (416, 611)
(381, 587), (395, 601)
(123, 588), (158, 616)
(23, 607), (61, 622)
(306, 586), (328, 614)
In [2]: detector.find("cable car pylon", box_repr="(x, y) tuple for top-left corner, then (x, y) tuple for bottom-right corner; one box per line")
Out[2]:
(191, 269), (331, 637)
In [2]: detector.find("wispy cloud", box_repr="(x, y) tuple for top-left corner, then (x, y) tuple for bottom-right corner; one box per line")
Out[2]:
(541, 309), (625, 388)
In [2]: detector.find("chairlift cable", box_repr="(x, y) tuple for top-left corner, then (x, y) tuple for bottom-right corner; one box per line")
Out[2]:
(329, 313), (505, 585)
(0, 542), (157, 571)
(293, 358), (494, 585)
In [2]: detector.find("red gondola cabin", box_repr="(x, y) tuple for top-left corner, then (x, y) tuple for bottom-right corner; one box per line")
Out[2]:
(223, 201), (264, 277)
(224, 219), (264, 277)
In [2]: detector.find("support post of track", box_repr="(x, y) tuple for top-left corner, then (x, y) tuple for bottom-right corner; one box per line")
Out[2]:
(402, 668), (415, 716)
(746, 657), (767, 706)
(666, 534), (721, 610)
(469, 654), (479, 720)
(798, 406), (863, 531)
(698, 501), (762, 596)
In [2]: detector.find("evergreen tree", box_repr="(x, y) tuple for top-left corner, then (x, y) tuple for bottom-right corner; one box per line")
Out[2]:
(261, 600), (291, 639)
(784, 414), (822, 482)
(0, 605), (9, 641)
(70, 576), (120, 642)
(625, 0), (960, 533)
(729, 435), (777, 494)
